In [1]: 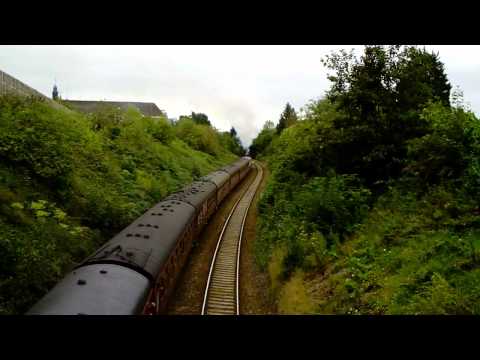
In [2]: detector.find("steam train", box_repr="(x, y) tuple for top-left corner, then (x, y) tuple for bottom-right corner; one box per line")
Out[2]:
(27, 157), (252, 315)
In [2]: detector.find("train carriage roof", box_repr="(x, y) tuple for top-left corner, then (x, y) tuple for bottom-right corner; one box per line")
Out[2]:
(220, 163), (241, 175)
(27, 263), (150, 315)
(220, 158), (250, 175)
(81, 199), (196, 280)
(164, 180), (217, 209)
(200, 170), (230, 188)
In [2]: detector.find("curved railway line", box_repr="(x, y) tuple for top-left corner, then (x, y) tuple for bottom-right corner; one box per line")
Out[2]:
(202, 161), (263, 315)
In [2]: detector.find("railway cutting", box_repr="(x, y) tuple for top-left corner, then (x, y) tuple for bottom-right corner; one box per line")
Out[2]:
(27, 157), (252, 315)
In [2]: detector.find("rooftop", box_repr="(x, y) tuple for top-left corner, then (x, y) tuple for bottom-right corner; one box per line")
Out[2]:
(63, 100), (164, 117)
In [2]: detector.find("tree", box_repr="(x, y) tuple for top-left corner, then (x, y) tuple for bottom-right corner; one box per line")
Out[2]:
(249, 120), (277, 158)
(396, 47), (451, 115)
(276, 103), (298, 134)
(191, 112), (211, 126)
(227, 126), (245, 156)
(321, 45), (452, 186)
(263, 120), (275, 130)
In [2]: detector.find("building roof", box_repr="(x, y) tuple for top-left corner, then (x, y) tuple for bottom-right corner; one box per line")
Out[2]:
(1, 69), (67, 111)
(63, 100), (164, 117)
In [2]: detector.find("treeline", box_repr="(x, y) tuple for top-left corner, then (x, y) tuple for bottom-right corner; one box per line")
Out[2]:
(0, 95), (242, 314)
(175, 111), (245, 157)
(251, 45), (480, 314)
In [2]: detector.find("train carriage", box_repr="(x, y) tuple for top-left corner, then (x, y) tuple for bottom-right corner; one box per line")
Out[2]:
(220, 163), (242, 188)
(27, 157), (252, 315)
(164, 180), (218, 232)
(27, 263), (151, 315)
(238, 157), (251, 179)
(201, 170), (231, 204)
(29, 199), (196, 315)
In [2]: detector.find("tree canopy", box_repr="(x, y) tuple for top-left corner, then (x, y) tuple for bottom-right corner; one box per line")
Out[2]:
(249, 46), (480, 314)
(221, 126), (245, 156)
(249, 120), (276, 158)
(191, 112), (211, 126)
(276, 103), (298, 134)
(320, 45), (452, 186)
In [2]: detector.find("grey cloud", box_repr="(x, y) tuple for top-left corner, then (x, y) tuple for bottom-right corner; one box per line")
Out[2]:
(2, 45), (480, 150)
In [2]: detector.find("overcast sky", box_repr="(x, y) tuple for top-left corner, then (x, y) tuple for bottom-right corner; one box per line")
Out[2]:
(1, 45), (479, 147)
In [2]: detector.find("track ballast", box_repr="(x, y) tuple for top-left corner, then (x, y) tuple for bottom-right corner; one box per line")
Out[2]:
(202, 162), (263, 315)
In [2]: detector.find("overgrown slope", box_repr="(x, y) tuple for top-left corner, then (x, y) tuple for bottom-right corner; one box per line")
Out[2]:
(0, 95), (238, 314)
(251, 45), (480, 314)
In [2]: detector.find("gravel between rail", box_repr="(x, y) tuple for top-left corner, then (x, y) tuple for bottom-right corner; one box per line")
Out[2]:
(166, 162), (274, 315)
(166, 164), (258, 314)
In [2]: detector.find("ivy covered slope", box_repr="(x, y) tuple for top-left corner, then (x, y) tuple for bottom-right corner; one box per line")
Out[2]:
(251, 45), (480, 314)
(0, 95), (242, 314)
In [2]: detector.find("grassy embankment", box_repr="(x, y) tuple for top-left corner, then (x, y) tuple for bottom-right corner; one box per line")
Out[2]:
(251, 46), (480, 314)
(0, 95), (238, 314)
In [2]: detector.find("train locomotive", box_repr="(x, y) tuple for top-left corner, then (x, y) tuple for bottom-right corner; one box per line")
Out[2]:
(27, 157), (252, 315)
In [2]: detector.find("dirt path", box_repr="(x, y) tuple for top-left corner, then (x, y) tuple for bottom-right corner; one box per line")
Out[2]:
(239, 162), (276, 314)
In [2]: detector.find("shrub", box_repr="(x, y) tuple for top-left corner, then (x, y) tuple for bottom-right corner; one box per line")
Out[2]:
(147, 117), (174, 143)
(406, 102), (480, 186)
(295, 174), (371, 237)
(0, 96), (76, 182)
(0, 95), (238, 313)
(256, 170), (371, 280)
(174, 117), (222, 155)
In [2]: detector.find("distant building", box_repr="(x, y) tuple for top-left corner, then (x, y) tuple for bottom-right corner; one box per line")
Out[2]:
(52, 84), (59, 100)
(62, 100), (165, 117)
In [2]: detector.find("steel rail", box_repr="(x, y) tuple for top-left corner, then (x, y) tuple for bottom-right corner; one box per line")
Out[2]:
(201, 162), (263, 315)
(200, 188), (244, 315)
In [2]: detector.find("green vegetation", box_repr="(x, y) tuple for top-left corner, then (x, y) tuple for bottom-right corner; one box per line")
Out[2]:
(248, 120), (275, 159)
(176, 114), (245, 157)
(276, 103), (298, 134)
(224, 127), (245, 157)
(251, 45), (480, 314)
(0, 95), (240, 314)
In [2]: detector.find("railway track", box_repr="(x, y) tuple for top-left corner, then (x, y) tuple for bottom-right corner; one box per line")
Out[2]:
(201, 161), (263, 315)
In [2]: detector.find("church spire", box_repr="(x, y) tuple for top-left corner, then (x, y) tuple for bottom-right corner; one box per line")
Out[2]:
(52, 80), (59, 100)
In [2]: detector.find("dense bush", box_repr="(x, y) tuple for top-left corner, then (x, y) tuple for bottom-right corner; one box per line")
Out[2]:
(0, 95), (79, 183)
(0, 95), (238, 314)
(250, 45), (480, 314)
(311, 184), (480, 314)
(174, 117), (222, 155)
(256, 170), (371, 279)
(405, 102), (480, 187)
